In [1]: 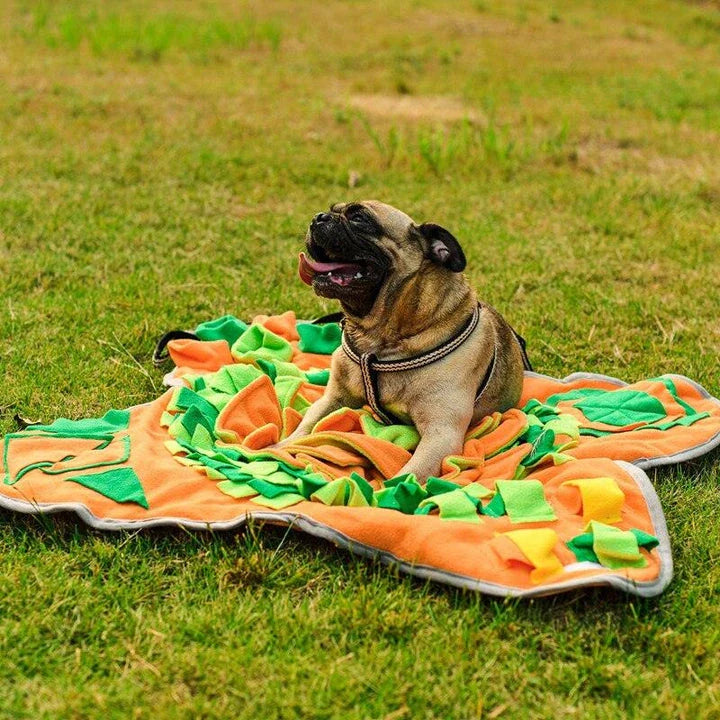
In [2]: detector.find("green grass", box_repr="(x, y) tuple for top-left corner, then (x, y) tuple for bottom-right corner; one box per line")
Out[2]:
(13, 2), (282, 61)
(1, 0), (720, 716)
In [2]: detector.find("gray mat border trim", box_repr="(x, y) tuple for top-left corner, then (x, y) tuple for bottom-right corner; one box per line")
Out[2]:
(525, 371), (720, 469)
(0, 461), (672, 599)
(2, 370), (715, 597)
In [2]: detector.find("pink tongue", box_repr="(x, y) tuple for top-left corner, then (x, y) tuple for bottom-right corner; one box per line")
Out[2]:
(299, 252), (359, 273)
(298, 252), (361, 286)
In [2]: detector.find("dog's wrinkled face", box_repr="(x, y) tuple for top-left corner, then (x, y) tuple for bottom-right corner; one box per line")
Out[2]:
(299, 200), (466, 317)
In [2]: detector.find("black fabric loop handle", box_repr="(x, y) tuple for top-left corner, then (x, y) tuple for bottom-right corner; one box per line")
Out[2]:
(152, 330), (200, 367)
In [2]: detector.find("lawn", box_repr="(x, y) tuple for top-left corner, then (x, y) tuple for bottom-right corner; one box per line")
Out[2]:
(1, 0), (719, 717)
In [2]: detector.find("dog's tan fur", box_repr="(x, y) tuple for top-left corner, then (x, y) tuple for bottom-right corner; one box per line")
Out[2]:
(289, 201), (525, 480)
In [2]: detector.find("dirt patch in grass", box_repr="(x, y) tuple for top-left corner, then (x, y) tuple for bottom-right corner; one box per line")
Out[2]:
(347, 93), (483, 123)
(570, 137), (718, 182)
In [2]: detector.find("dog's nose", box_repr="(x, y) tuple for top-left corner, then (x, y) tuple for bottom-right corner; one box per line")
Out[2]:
(313, 212), (333, 224)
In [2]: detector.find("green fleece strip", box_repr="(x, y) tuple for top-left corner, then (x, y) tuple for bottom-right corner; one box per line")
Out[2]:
(305, 369), (330, 386)
(588, 521), (647, 569)
(579, 410), (710, 437)
(466, 413), (502, 440)
(516, 419), (576, 470)
(231, 325), (293, 363)
(179, 442), (244, 464)
(360, 413), (420, 451)
(194, 451), (249, 472)
(522, 399), (561, 422)
(638, 412), (710, 432)
(39, 436), (131, 476)
(300, 472), (331, 498)
(567, 528), (659, 564)
(630, 528), (660, 550)
(216, 480), (258, 499)
(518, 452), (573, 476)
(66, 467), (149, 509)
(296, 322), (342, 354)
(311, 477), (370, 507)
(462, 483), (494, 501)
(243, 460), (280, 476)
(3, 432), (119, 486)
(216, 364), (265, 394)
(206, 467), (228, 480)
(482, 492), (506, 518)
(7, 430), (115, 444)
(579, 427), (612, 438)
(519, 427), (557, 467)
(258, 359), (307, 383)
(291, 394), (311, 413)
(248, 478), (299, 499)
(495, 480), (557, 523)
(425, 477), (461, 495)
(4, 458), (55, 485)
(209, 465), (254, 483)
(195, 315), (248, 345)
(414, 504), (433, 516)
(250, 493), (305, 509)
(417, 489), (481, 523)
(274, 376), (302, 409)
(544, 388), (607, 407)
(566, 533), (598, 563)
(349, 472), (375, 505)
(245, 467), (302, 495)
(264, 470), (302, 486)
(171, 415), (201, 441)
(27, 409), (130, 436)
(196, 388), (234, 412)
(180, 405), (215, 438)
(485, 418), (531, 458)
(256, 358), (277, 382)
(375, 475), (428, 514)
(189, 423), (215, 451)
(542, 414), (581, 440)
(274, 361), (306, 379)
(574, 390), (667, 427)
(168, 387), (219, 425)
(164, 440), (185, 455)
(649, 376), (698, 416)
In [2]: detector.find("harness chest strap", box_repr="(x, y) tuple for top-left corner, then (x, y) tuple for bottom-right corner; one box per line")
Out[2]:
(342, 303), (494, 426)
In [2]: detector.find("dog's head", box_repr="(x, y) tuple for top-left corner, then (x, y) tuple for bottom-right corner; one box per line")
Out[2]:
(298, 200), (466, 317)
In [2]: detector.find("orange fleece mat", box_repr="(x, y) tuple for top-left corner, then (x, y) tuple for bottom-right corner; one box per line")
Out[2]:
(2, 311), (719, 598)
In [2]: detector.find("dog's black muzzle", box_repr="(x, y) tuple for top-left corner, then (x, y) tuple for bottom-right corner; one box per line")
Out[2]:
(307, 214), (355, 261)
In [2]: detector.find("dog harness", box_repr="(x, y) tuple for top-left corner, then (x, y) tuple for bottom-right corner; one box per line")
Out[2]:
(338, 303), (532, 425)
(152, 309), (532, 427)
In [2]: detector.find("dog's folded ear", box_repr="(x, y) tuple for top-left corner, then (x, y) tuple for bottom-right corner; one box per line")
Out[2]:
(417, 223), (467, 272)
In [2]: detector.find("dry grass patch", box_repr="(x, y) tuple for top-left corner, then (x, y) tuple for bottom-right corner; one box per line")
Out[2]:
(348, 93), (483, 123)
(570, 137), (720, 183)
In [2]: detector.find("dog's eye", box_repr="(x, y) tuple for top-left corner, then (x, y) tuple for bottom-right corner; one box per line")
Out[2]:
(348, 213), (368, 227)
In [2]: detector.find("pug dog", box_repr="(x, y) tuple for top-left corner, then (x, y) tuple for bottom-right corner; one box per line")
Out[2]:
(288, 200), (528, 481)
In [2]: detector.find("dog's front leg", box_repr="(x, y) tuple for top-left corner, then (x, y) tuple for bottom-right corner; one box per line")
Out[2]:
(281, 352), (362, 445)
(396, 407), (473, 483)
(282, 389), (345, 443)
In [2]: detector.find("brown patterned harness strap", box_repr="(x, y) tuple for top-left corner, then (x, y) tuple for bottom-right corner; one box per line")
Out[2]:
(358, 352), (397, 425)
(342, 303), (483, 425)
